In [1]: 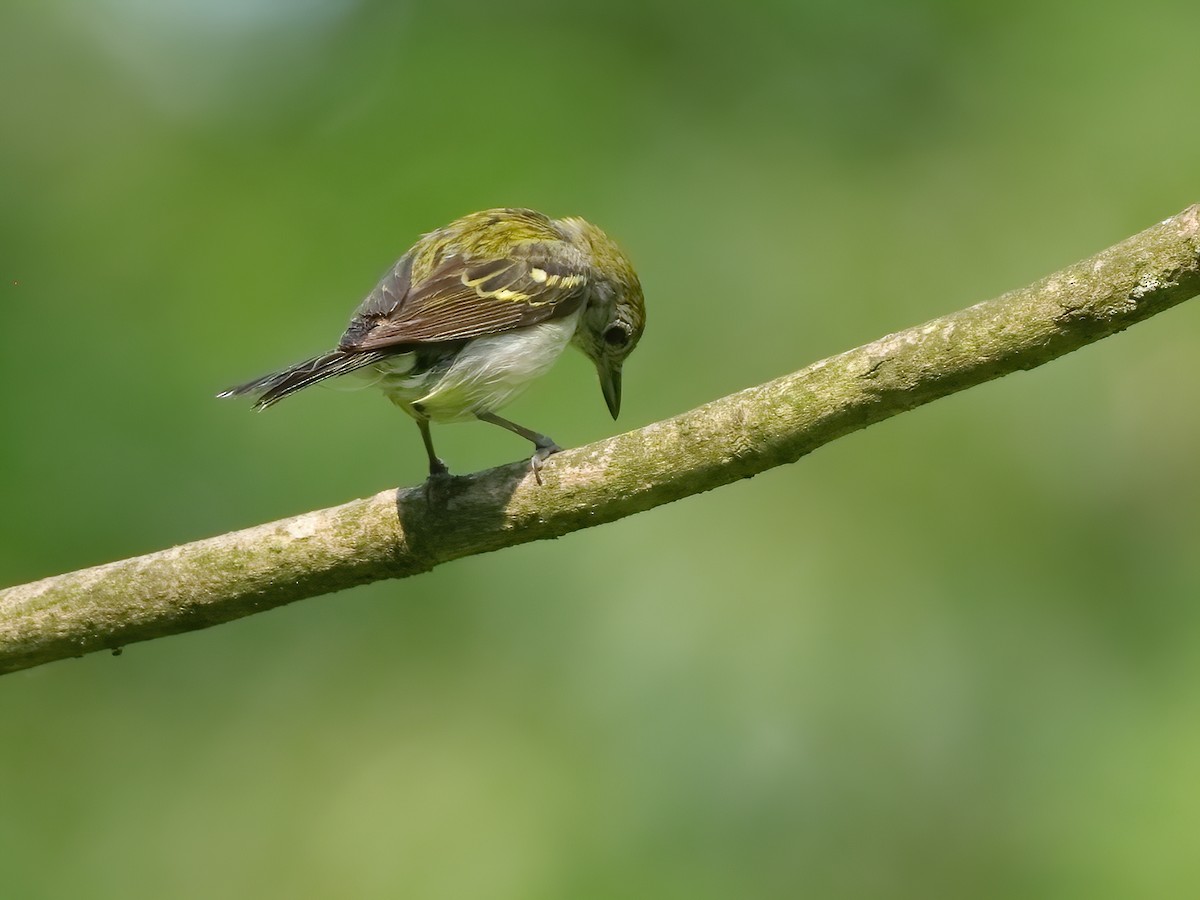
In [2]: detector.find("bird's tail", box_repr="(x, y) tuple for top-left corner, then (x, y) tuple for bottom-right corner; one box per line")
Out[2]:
(218, 350), (389, 410)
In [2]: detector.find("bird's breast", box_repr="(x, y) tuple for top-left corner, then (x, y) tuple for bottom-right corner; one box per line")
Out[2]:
(383, 309), (581, 423)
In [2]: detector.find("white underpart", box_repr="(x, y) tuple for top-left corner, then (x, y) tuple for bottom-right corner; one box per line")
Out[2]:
(376, 307), (582, 423)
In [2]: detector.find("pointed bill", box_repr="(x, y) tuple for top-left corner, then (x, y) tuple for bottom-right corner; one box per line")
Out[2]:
(599, 364), (622, 419)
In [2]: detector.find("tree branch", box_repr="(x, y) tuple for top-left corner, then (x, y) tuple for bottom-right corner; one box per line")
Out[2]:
(4, 205), (1200, 676)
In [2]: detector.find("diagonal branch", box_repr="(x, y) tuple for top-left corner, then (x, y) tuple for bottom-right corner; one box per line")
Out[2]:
(3, 205), (1200, 676)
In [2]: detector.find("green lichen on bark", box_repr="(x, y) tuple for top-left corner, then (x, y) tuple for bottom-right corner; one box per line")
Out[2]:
(2, 205), (1198, 676)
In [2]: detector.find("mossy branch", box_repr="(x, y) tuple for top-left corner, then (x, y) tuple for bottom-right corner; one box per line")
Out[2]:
(3, 205), (1200, 676)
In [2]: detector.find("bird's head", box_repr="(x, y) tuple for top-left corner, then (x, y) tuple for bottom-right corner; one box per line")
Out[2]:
(557, 217), (645, 419)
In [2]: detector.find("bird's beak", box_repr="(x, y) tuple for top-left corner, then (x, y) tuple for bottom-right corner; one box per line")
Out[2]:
(599, 364), (622, 419)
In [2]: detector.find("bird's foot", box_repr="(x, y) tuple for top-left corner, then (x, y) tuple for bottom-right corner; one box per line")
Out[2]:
(423, 463), (454, 505)
(529, 441), (563, 486)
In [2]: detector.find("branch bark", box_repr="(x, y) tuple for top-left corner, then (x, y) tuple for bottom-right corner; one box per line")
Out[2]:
(4, 205), (1200, 676)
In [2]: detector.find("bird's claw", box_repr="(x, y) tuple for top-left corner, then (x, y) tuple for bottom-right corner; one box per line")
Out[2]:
(423, 466), (454, 504)
(530, 442), (563, 486)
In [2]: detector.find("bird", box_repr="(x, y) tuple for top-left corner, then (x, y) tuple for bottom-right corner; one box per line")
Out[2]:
(219, 208), (645, 482)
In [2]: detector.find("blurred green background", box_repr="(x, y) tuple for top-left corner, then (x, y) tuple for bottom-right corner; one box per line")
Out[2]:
(3, 0), (1200, 897)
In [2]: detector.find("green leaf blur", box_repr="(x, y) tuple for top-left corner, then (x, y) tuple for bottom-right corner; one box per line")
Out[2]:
(3, 0), (1200, 897)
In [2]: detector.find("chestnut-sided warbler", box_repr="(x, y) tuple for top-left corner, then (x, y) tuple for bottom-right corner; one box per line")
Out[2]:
(220, 208), (645, 481)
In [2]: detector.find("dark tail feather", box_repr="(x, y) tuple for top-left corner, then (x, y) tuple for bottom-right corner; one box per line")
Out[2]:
(218, 350), (389, 410)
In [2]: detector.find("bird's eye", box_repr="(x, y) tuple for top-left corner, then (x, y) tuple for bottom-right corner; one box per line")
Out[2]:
(604, 325), (629, 348)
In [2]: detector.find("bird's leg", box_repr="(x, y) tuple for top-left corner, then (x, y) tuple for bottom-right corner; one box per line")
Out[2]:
(476, 411), (562, 484)
(416, 418), (449, 477)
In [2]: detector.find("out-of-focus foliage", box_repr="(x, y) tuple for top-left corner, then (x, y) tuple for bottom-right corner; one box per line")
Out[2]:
(3, 0), (1200, 897)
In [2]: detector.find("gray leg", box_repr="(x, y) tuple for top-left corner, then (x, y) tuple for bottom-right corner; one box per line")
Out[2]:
(416, 418), (449, 476)
(476, 411), (562, 483)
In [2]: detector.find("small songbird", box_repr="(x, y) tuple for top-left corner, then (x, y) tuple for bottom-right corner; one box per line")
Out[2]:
(220, 208), (645, 481)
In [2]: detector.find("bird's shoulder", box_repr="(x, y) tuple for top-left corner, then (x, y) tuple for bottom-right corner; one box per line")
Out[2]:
(339, 209), (593, 351)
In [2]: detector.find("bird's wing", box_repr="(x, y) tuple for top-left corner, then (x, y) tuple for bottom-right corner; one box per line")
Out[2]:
(338, 242), (591, 351)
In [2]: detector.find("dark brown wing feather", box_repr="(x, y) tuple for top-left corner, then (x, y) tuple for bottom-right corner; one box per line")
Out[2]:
(338, 245), (589, 352)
